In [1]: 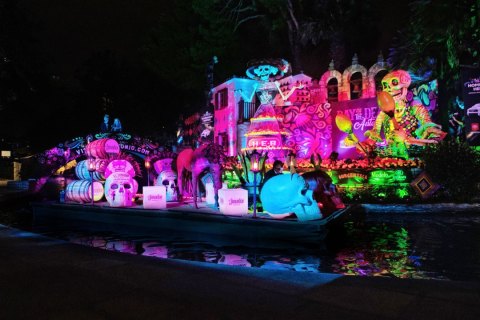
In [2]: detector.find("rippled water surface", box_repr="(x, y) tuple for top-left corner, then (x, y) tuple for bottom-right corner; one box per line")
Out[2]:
(3, 202), (480, 281)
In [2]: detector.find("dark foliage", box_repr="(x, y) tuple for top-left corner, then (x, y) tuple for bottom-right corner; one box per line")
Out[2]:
(422, 139), (480, 202)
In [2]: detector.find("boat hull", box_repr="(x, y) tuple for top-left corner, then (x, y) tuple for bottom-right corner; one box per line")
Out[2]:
(31, 202), (353, 247)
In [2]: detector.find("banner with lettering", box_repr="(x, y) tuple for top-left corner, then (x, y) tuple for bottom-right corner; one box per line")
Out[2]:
(331, 98), (379, 159)
(328, 168), (415, 188)
(461, 67), (480, 146)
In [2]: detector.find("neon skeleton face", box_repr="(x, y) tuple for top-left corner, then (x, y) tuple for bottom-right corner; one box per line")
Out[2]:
(382, 70), (412, 120)
(253, 65), (279, 81)
(382, 70), (411, 101)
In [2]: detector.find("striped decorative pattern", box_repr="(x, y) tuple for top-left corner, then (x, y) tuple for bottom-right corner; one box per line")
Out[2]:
(65, 180), (104, 203)
(85, 139), (120, 159)
(75, 159), (107, 181)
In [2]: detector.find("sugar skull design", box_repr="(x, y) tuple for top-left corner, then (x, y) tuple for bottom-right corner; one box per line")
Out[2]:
(105, 172), (134, 207)
(156, 169), (178, 202)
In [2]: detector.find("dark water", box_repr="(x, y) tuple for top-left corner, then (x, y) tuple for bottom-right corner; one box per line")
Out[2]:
(2, 201), (480, 281)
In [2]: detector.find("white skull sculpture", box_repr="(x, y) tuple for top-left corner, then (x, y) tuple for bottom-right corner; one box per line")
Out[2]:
(153, 158), (173, 175)
(156, 169), (178, 202)
(260, 173), (323, 221)
(105, 172), (134, 207)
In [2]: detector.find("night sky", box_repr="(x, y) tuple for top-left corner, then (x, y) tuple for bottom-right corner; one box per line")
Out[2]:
(20, 0), (167, 83)
(1, 0), (412, 151)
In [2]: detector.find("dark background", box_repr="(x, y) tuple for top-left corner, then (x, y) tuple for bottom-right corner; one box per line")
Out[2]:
(1, 0), (478, 152)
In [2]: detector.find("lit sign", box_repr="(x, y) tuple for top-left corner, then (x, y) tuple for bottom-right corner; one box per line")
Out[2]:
(369, 170), (408, 184)
(218, 188), (248, 216)
(1, 150), (11, 158)
(205, 182), (228, 205)
(337, 172), (368, 181)
(105, 139), (120, 154)
(143, 186), (166, 209)
(247, 137), (280, 148)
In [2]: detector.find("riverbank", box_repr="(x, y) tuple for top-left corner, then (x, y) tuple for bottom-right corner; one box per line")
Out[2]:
(1, 224), (479, 319)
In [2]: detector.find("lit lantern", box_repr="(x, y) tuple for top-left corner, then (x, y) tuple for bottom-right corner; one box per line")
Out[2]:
(249, 149), (260, 218)
(145, 158), (151, 186)
(87, 157), (96, 205)
(250, 149), (260, 173)
(287, 151), (297, 173)
(87, 157), (96, 172)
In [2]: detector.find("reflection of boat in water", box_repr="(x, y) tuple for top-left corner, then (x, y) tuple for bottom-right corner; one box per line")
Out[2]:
(31, 200), (355, 247)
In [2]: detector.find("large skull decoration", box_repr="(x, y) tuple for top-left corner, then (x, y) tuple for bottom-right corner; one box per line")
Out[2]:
(155, 169), (178, 201)
(260, 173), (322, 221)
(382, 70), (411, 121)
(104, 159), (136, 179)
(381, 70), (411, 101)
(105, 172), (134, 207)
(253, 64), (279, 81)
(153, 158), (173, 175)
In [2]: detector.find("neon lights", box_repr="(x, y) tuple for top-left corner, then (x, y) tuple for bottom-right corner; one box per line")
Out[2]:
(245, 130), (288, 136)
(251, 117), (278, 122)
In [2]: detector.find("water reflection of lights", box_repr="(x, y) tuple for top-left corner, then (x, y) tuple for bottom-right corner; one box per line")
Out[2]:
(142, 242), (168, 258)
(333, 223), (432, 279)
(36, 220), (451, 280)
(218, 254), (252, 267)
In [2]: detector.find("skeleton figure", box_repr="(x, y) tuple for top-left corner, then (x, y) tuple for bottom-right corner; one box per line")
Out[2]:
(366, 70), (445, 156)
(236, 59), (303, 106)
(260, 173), (323, 222)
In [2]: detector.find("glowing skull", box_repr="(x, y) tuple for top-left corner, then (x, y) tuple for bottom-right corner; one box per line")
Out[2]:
(153, 158), (173, 175)
(260, 174), (323, 221)
(253, 64), (279, 81)
(382, 70), (411, 121)
(105, 172), (134, 207)
(156, 169), (178, 201)
(382, 70), (411, 101)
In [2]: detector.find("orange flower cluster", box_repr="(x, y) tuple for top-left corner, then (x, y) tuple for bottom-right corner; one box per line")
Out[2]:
(290, 157), (423, 172)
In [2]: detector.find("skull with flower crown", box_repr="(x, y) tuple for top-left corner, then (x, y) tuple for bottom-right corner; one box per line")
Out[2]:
(382, 70), (411, 120)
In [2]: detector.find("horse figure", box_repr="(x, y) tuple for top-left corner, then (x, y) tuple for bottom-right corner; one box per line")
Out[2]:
(176, 142), (225, 209)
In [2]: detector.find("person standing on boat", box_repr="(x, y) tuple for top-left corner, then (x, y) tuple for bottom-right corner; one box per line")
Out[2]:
(263, 160), (284, 185)
(100, 114), (110, 132)
(111, 118), (123, 133)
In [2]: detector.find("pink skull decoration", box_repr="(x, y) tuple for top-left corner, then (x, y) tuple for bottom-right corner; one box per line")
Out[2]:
(381, 70), (411, 102)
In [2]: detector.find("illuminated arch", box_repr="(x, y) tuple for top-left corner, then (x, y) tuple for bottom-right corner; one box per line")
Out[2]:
(367, 54), (389, 98)
(341, 56), (368, 101)
(319, 67), (342, 104)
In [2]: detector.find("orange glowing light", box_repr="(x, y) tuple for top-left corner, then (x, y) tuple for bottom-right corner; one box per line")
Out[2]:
(335, 113), (353, 133)
(377, 91), (395, 115)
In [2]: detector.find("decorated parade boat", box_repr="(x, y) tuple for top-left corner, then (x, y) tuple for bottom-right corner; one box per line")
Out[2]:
(25, 59), (453, 245)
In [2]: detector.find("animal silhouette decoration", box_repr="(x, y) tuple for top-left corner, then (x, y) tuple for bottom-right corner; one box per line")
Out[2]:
(176, 142), (226, 209)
